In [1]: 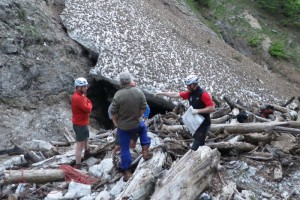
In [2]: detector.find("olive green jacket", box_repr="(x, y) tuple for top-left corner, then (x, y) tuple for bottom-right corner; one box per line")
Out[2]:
(111, 86), (147, 130)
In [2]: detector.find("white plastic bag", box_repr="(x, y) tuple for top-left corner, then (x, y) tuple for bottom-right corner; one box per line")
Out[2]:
(182, 106), (204, 136)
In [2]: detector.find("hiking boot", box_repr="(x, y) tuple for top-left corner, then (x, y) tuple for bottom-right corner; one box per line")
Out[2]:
(142, 146), (153, 161)
(83, 149), (91, 159)
(123, 169), (132, 182)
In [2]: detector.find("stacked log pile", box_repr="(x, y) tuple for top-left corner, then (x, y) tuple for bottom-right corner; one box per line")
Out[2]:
(0, 96), (300, 199)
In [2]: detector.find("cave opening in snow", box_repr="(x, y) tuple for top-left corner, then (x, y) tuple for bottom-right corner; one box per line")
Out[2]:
(87, 79), (173, 130)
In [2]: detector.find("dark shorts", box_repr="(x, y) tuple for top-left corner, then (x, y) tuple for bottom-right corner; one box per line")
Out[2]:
(73, 125), (89, 142)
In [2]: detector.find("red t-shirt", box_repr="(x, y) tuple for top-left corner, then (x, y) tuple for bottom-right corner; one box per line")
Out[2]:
(71, 91), (93, 126)
(179, 91), (214, 107)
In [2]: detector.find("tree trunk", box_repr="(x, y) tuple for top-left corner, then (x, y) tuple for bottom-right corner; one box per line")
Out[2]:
(0, 145), (25, 156)
(223, 96), (246, 111)
(161, 122), (300, 135)
(243, 133), (274, 144)
(150, 147), (220, 200)
(210, 121), (300, 134)
(4, 169), (65, 184)
(211, 106), (231, 119)
(207, 141), (256, 152)
(271, 105), (289, 113)
(211, 115), (231, 124)
(116, 149), (166, 200)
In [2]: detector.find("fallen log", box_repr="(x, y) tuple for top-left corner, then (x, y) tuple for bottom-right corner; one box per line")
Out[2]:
(150, 147), (220, 200)
(253, 114), (271, 122)
(161, 124), (185, 133)
(24, 150), (44, 164)
(223, 96), (246, 111)
(227, 135), (244, 143)
(281, 96), (295, 107)
(271, 105), (289, 113)
(161, 122), (300, 135)
(50, 141), (70, 147)
(0, 145), (25, 156)
(207, 142), (256, 152)
(115, 133), (165, 199)
(212, 95), (222, 107)
(162, 112), (180, 120)
(273, 126), (300, 134)
(115, 149), (166, 199)
(4, 169), (65, 184)
(162, 118), (178, 125)
(91, 130), (114, 139)
(244, 133), (274, 144)
(210, 121), (300, 134)
(244, 152), (274, 161)
(211, 115), (231, 124)
(91, 141), (115, 157)
(211, 106), (231, 119)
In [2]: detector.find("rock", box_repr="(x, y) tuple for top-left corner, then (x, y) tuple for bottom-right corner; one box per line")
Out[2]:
(199, 192), (211, 200)
(80, 195), (95, 200)
(44, 191), (63, 200)
(294, 189), (300, 196)
(64, 181), (91, 199)
(89, 158), (114, 180)
(2, 41), (18, 54)
(281, 191), (289, 199)
(261, 192), (272, 198)
(95, 190), (111, 200)
(273, 165), (283, 181)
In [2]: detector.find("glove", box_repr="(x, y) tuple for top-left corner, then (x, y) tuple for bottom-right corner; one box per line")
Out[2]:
(191, 109), (198, 115)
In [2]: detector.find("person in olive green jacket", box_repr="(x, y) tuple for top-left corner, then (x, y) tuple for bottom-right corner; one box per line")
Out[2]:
(111, 71), (152, 182)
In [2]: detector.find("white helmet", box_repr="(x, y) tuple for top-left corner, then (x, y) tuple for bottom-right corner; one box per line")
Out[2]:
(184, 74), (199, 85)
(74, 77), (88, 87)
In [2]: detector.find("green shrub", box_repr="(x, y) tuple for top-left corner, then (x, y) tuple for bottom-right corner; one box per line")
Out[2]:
(269, 41), (287, 58)
(256, 0), (300, 26)
(248, 35), (262, 47)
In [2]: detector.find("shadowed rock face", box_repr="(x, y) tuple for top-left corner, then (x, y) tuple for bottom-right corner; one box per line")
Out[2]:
(60, 0), (300, 105)
(0, 0), (94, 148)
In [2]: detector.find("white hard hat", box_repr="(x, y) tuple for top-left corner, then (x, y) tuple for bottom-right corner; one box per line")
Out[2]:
(74, 77), (88, 87)
(184, 75), (199, 85)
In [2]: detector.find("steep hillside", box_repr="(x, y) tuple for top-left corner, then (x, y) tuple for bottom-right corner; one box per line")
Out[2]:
(187, 0), (300, 84)
(61, 0), (300, 107)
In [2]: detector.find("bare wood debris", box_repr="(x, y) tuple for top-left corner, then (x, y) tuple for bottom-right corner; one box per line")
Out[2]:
(0, 96), (300, 199)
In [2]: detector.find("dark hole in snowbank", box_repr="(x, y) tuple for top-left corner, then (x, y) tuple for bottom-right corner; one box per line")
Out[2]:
(87, 79), (174, 130)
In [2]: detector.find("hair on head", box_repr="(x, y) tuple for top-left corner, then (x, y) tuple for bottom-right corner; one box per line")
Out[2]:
(119, 71), (133, 86)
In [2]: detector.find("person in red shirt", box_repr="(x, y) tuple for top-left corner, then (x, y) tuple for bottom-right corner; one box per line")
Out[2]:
(156, 74), (215, 150)
(71, 77), (93, 168)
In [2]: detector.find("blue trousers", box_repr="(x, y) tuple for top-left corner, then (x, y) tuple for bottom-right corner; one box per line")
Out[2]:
(118, 121), (151, 170)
